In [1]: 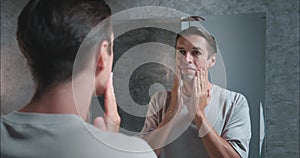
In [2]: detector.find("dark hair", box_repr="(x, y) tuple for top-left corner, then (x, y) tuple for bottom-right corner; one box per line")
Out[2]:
(17, 0), (112, 95)
(176, 26), (217, 57)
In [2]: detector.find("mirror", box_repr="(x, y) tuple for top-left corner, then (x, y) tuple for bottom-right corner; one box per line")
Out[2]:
(90, 13), (266, 158)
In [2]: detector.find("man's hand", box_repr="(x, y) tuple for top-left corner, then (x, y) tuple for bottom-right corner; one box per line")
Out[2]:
(157, 74), (182, 125)
(94, 73), (121, 133)
(167, 74), (182, 118)
(191, 69), (211, 128)
(196, 69), (210, 113)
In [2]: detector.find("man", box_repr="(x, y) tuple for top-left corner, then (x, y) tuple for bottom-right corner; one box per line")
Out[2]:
(1, 0), (156, 157)
(140, 26), (251, 158)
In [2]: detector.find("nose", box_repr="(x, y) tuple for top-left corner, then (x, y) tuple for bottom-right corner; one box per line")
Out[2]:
(185, 52), (193, 64)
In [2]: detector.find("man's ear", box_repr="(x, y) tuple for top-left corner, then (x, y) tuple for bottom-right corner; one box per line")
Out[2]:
(208, 54), (216, 68)
(96, 40), (110, 72)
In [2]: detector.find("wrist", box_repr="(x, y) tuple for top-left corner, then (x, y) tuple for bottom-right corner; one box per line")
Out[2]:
(194, 110), (205, 128)
(196, 114), (211, 138)
(196, 110), (205, 120)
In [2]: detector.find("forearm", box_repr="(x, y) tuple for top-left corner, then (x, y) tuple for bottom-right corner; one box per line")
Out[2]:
(143, 116), (174, 156)
(196, 114), (241, 158)
(144, 106), (176, 156)
(143, 98), (179, 156)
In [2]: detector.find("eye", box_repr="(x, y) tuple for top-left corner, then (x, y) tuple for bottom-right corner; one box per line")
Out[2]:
(177, 49), (186, 56)
(192, 50), (202, 56)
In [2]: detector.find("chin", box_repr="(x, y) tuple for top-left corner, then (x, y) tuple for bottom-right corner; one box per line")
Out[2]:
(181, 74), (195, 82)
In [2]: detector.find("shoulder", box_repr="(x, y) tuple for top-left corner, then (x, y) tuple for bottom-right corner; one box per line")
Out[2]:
(83, 123), (157, 157)
(150, 90), (169, 101)
(213, 85), (249, 114)
(214, 85), (248, 105)
(148, 90), (170, 110)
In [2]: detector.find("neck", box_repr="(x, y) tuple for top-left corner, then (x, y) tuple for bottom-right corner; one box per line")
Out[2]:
(19, 78), (94, 121)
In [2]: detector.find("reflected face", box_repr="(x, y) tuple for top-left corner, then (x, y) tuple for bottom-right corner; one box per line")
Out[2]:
(176, 35), (211, 80)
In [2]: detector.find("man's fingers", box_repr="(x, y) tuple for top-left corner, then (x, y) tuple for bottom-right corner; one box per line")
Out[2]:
(199, 69), (205, 91)
(173, 74), (180, 91)
(104, 114), (120, 133)
(94, 117), (107, 131)
(94, 116), (120, 133)
(102, 72), (121, 132)
(193, 71), (199, 97)
(104, 73), (118, 117)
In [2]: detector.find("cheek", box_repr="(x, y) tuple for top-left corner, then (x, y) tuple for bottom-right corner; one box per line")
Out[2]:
(195, 57), (207, 70)
(176, 56), (181, 68)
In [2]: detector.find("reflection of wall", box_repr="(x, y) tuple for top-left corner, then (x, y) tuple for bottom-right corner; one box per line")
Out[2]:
(198, 14), (265, 158)
(1, 1), (299, 158)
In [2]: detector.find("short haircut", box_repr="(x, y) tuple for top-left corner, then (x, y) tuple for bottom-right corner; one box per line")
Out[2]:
(17, 0), (112, 94)
(176, 26), (217, 57)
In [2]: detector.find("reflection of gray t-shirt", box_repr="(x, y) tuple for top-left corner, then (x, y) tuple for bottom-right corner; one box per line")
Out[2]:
(141, 84), (251, 158)
(1, 111), (157, 158)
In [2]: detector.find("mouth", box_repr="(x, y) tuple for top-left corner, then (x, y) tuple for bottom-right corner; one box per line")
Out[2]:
(180, 67), (196, 71)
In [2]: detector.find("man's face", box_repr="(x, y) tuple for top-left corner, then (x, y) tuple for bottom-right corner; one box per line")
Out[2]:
(176, 34), (211, 81)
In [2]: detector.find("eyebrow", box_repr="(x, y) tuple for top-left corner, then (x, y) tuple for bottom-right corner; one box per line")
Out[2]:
(176, 46), (203, 51)
(176, 47), (185, 49)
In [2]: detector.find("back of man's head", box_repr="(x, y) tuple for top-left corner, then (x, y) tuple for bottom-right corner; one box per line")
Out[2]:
(17, 0), (112, 95)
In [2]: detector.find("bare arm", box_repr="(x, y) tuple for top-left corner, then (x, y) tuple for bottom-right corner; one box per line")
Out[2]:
(142, 76), (181, 156)
(143, 96), (179, 156)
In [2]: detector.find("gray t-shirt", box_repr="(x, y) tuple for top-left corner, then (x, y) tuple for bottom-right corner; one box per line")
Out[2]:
(141, 84), (251, 158)
(1, 111), (157, 158)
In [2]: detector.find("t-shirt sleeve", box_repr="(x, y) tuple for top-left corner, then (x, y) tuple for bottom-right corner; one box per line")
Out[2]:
(221, 94), (252, 158)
